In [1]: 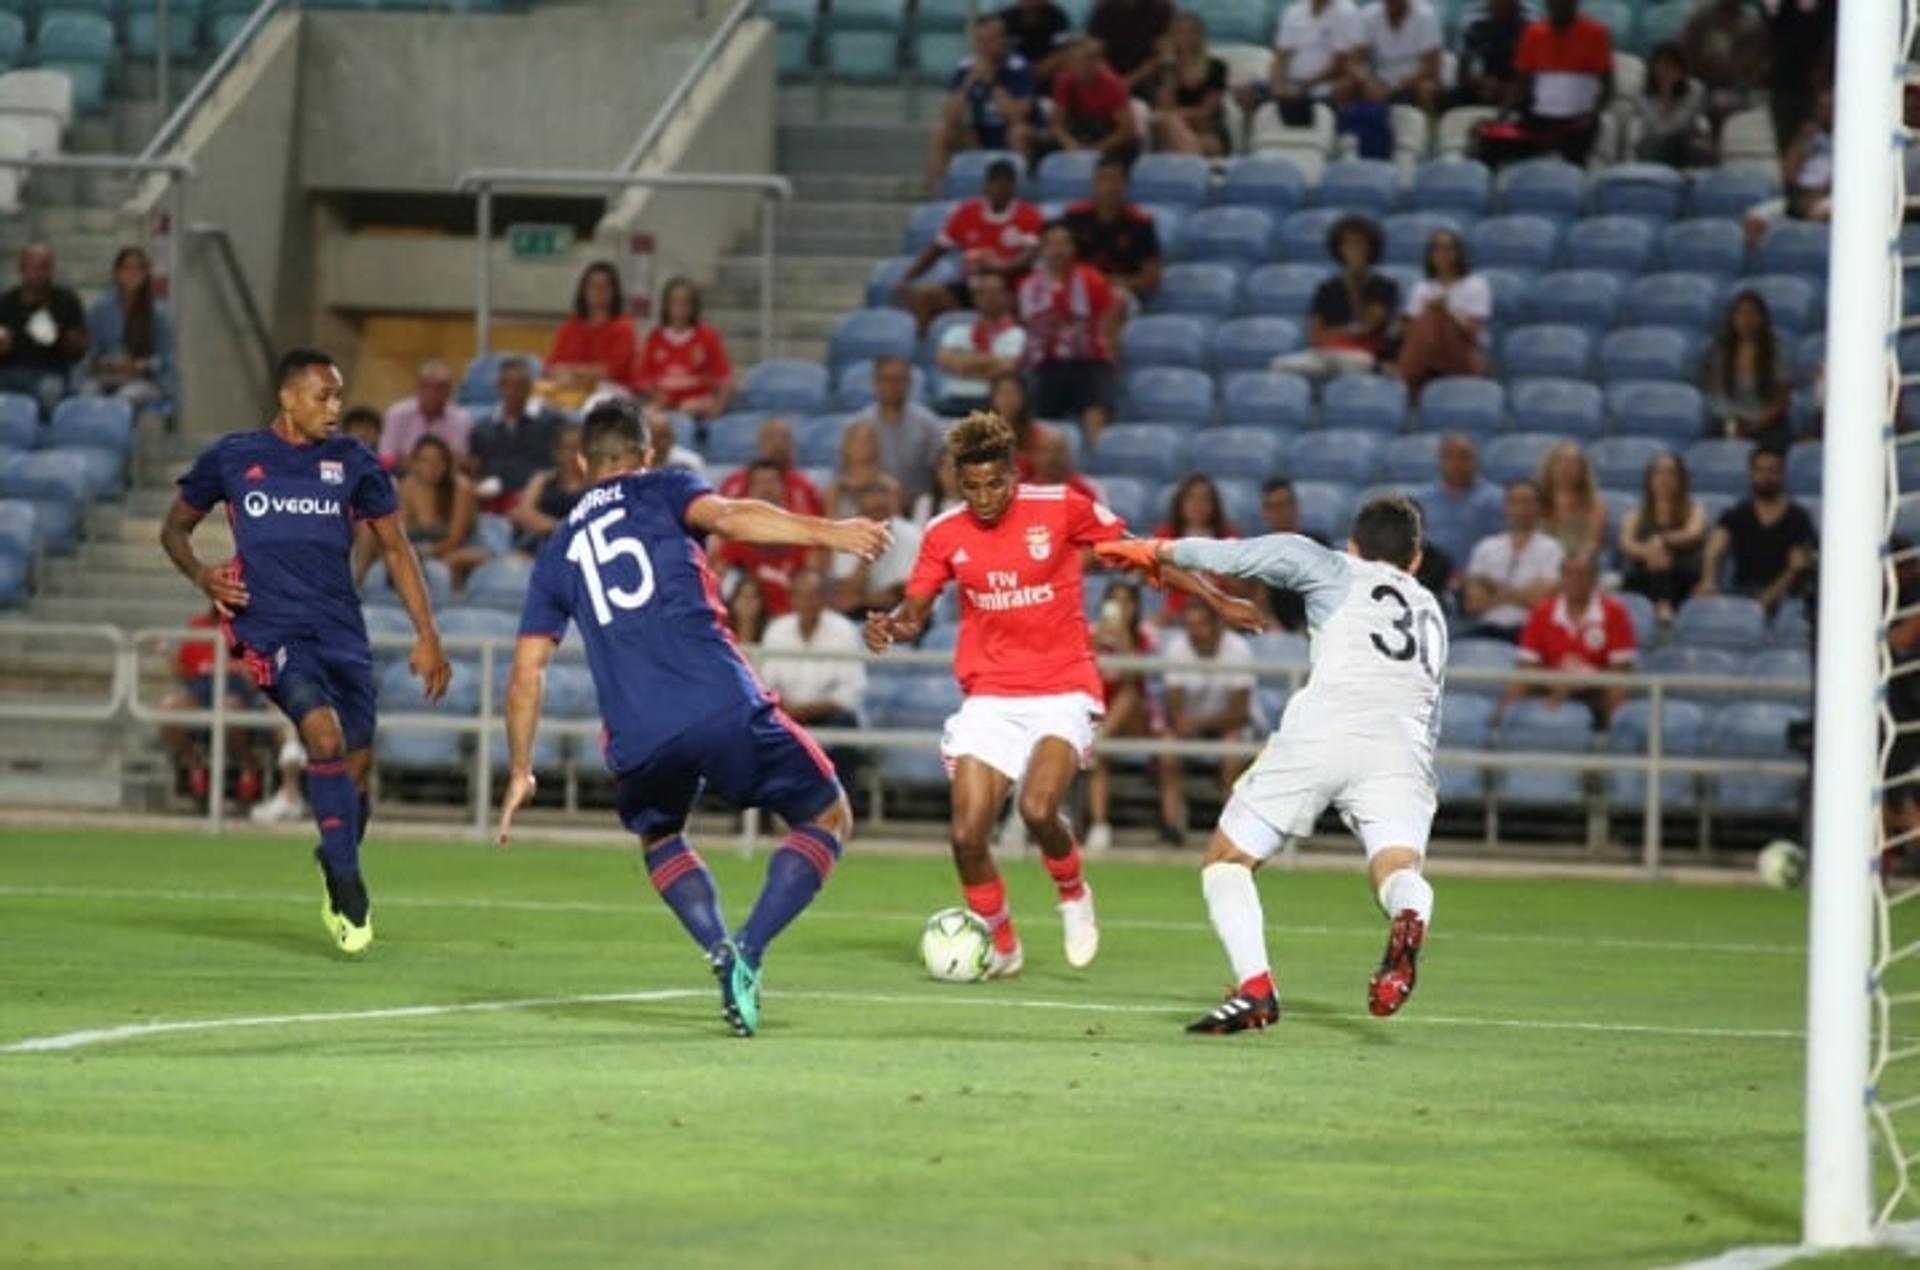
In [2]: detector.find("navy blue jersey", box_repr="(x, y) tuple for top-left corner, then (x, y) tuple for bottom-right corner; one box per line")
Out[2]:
(177, 429), (396, 651)
(518, 468), (772, 774)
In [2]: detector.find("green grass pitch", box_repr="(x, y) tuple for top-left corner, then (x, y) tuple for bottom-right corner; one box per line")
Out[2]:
(0, 826), (1903, 1268)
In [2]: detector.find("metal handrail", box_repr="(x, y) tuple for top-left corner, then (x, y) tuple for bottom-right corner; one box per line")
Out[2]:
(618, 0), (757, 174)
(0, 622), (127, 721)
(188, 222), (276, 382)
(140, 0), (288, 161)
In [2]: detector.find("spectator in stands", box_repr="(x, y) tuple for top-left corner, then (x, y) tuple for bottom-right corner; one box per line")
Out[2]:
(159, 606), (263, 809)
(1746, 84), (1833, 241)
(547, 261), (639, 402)
(1680, 0), (1768, 133)
(1478, 0), (1613, 168)
(1156, 473), (1249, 623)
(635, 277), (732, 420)
(1063, 155), (1164, 307)
(934, 272), (1028, 413)
(1087, 0), (1175, 90)
(1453, 0), (1532, 109)
(760, 565), (866, 785)
(849, 357), (945, 512)
(1632, 43), (1713, 168)
(394, 435), (488, 590)
(1618, 450), (1706, 625)
(469, 356), (563, 511)
(1764, 0), (1835, 158)
(1393, 228), (1490, 399)
(1701, 289), (1794, 446)
(342, 406), (385, 463)
(1257, 478), (1315, 631)
(1000, 0), (1072, 84)
(1537, 440), (1607, 560)
(923, 449), (966, 523)
(1233, 0), (1363, 139)
(725, 572), (770, 647)
(1159, 601), (1261, 841)
(645, 405), (705, 477)
(1086, 578), (1168, 852)
(1419, 433), (1505, 583)
(1463, 479), (1566, 640)
(1357, 0), (1444, 117)
(1696, 444), (1816, 613)
(380, 360), (472, 468)
(82, 246), (169, 407)
(715, 459), (816, 616)
(899, 157), (1044, 334)
(1021, 220), (1122, 442)
(829, 478), (922, 615)
(927, 16), (1036, 197)
(716, 417), (825, 515)
(0, 243), (83, 417)
(1025, 423), (1103, 501)
(1505, 550), (1637, 727)
(1146, 12), (1231, 157)
(509, 422), (588, 554)
(1274, 214), (1399, 383)
(990, 370), (1041, 456)
(825, 422), (882, 519)
(1046, 36), (1141, 163)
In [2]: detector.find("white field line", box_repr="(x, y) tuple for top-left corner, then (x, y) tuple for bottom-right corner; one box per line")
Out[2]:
(1665, 1217), (1920, 1269)
(0, 883), (1802, 958)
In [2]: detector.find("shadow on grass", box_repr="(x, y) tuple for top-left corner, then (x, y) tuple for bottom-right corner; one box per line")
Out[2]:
(101, 907), (325, 960)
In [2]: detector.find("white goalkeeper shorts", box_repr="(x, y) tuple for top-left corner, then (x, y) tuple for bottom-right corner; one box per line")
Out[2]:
(941, 692), (1102, 784)
(1217, 733), (1436, 862)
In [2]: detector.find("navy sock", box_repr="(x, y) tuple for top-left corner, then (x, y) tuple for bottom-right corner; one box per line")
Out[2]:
(308, 759), (360, 880)
(736, 826), (841, 966)
(644, 835), (728, 955)
(356, 791), (372, 848)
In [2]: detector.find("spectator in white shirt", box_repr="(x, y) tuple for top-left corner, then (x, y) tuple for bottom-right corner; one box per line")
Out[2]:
(644, 406), (705, 478)
(1157, 602), (1261, 841)
(934, 272), (1028, 413)
(1358, 0), (1444, 114)
(1463, 479), (1566, 640)
(830, 478), (924, 616)
(1393, 228), (1491, 399)
(759, 567), (867, 787)
(1233, 0), (1364, 135)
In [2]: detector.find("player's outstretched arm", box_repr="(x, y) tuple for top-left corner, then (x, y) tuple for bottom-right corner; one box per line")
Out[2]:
(1152, 533), (1342, 596)
(159, 498), (249, 615)
(1160, 562), (1267, 635)
(497, 634), (554, 849)
(685, 493), (891, 561)
(865, 594), (934, 654)
(366, 513), (451, 702)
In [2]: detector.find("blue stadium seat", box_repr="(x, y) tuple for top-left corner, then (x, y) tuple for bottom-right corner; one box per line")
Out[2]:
(1642, 644), (1740, 705)
(868, 253), (955, 307)
(1501, 324), (1593, 380)
(1675, 594), (1768, 651)
(1598, 327), (1695, 382)
(910, 28), (967, 81)
(1483, 431), (1564, 485)
(1152, 262), (1239, 317)
(361, 557), (454, 612)
(1769, 603), (1811, 649)
(1730, 275), (1819, 337)
(1606, 698), (1706, 812)
(1139, 203), (1188, 256)
(377, 660), (478, 773)
(1415, 376), (1504, 434)
(1496, 158), (1587, 218)
(1708, 700), (1805, 814)
(127, 8), (198, 59)
(1588, 435), (1671, 489)
(824, 28), (900, 81)
(1092, 475), (1154, 529)
(472, 513), (513, 560)
(0, 12), (23, 70)
(0, 392), (33, 450)
(700, 413), (768, 466)
(1177, 206), (1273, 265)
(1122, 314), (1211, 369)
(1319, 158), (1398, 214)
(834, 360), (927, 411)
(1786, 440), (1822, 496)
(438, 606), (519, 674)
(458, 352), (541, 405)
(1185, 0), (1273, 44)
(1188, 426), (1288, 482)
(45, 395), (130, 457)
(1382, 211), (1470, 266)
(1129, 153), (1211, 208)
(902, 201), (954, 253)
(1437, 691), (1493, 803)
(1211, 316), (1302, 372)
(1239, 262), (1326, 318)
(1614, 589), (1657, 649)
(0, 496), (32, 559)
(1219, 371), (1314, 429)
(1590, 163), (1687, 222)
(1479, 267), (1535, 328)
(1215, 154), (1308, 213)
(1317, 374), (1406, 433)
(1034, 150), (1099, 203)
(1090, 423), (1188, 478)
(465, 556), (535, 612)
(1751, 647), (1812, 699)
(829, 308), (916, 370)
(1288, 428), (1382, 484)
(1277, 208), (1347, 261)
(1562, 215), (1655, 273)
(1496, 697), (1592, 806)
(1468, 214), (1559, 271)
(1624, 272), (1719, 329)
(1290, 479), (1355, 541)
(1449, 636), (1521, 684)
(1383, 432), (1442, 483)
(941, 149), (1023, 199)
(1122, 367), (1214, 423)
(0, 450), (86, 505)
(1659, 218), (1746, 278)
(794, 414), (851, 468)
(738, 360), (831, 414)
(1688, 166), (1780, 219)
(916, 0), (974, 31)
(1527, 270), (1621, 330)
(1796, 332), (1825, 387)
(1410, 158), (1492, 217)
(1684, 438), (1754, 495)
(1756, 221), (1830, 277)
(22, 495), (74, 554)
(0, 544), (26, 604)
(1509, 378), (1604, 438)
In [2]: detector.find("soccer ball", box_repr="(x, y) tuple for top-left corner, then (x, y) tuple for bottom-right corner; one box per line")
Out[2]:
(1757, 839), (1808, 890)
(920, 907), (992, 983)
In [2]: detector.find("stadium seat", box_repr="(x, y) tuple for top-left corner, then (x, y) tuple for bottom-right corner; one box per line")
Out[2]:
(1561, 216), (1655, 273)
(1501, 324), (1593, 380)
(1218, 371), (1314, 429)
(1527, 270), (1621, 331)
(362, 556), (453, 612)
(1383, 432), (1442, 483)
(1588, 435), (1670, 489)
(834, 360), (927, 411)
(1683, 438), (1754, 495)
(1509, 378), (1604, 438)
(1287, 428), (1382, 484)
(1177, 206), (1272, 265)
(1033, 150), (1099, 203)
(1658, 218), (1747, 278)
(1276, 208), (1347, 261)
(1769, 602), (1811, 649)
(1613, 589), (1657, 650)
(1730, 275), (1819, 337)
(1598, 326), (1695, 382)
(1188, 426), (1287, 481)
(1317, 374), (1406, 433)
(1437, 691), (1493, 803)
(0, 69), (70, 156)
(1468, 214), (1558, 271)
(1211, 316), (1302, 372)
(738, 360), (831, 415)
(1786, 440), (1822, 496)
(1674, 594), (1768, 652)
(1750, 647), (1812, 701)
(917, 308), (975, 368)
(1186, 0), (1272, 43)
(0, 449), (85, 505)
(1319, 159), (1398, 214)
(1138, 203), (1188, 256)
(438, 607), (519, 674)
(1090, 424), (1189, 479)
(377, 660), (478, 773)
(940, 149), (1023, 199)
(1289, 479), (1354, 541)
(1382, 211), (1469, 266)
(1606, 698), (1706, 812)
(0, 391), (32, 449)
(1483, 432), (1563, 485)
(1688, 166), (1779, 219)
(0, 494), (31, 558)
(901, 201), (954, 253)
(1414, 376), (1504, 435)
(1128, 153), (1211, 208)
(1479, 266), (1535, 328)
(1636, 0), (1692, 49)
(1239, 262), (1326, 318)
(32, 14), (112, 111)
(701, 412), (768, 466)
(1495, 697), (1592, 806)
(1623, 272), (1719, 330)
(1410, 157), (1492, 217)
(1121, 314), (1211, 369)
(1092, 474), (1154, 529)
(828, 308), (916, 370)
(1590, 163), (1686, 222)
(1122, 367), (1214, 423)
(1152, 262), (1239, 318)
(867, 254), (954, 307)
(1497, 158), (1586, 218)
(465, 556), (535, 612)
(1214, 154), (1308, 212)
(45, 395), (129, 457)
(1708, 700), (1805, 815)
(0, 12), (21, 72)
(1756, 221), (1829, 277)
(471, 513), (512, 560)
(794, 414), (851, 468)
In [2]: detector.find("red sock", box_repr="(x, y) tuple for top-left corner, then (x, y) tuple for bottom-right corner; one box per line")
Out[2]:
(1042, 845), (1088, 903)
(963, 878), (1019, 954)
(1240, 971), (1276, 1001)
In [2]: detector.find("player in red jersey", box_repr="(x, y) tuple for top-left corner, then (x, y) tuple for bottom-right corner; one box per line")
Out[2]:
(866, 412), (1259, 976)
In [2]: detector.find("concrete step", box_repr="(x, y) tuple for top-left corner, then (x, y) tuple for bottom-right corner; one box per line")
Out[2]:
(707, 306), (851, 344)
(78, 539), (189, 571)
(710, 327), (829, 367)
(90, 511), (231, 550)
(778, 199), (916, 238)
(777, 84), (943, 128)
(43, 566), (193, 600)
(29, 591), (201, 628)
(776, 225), (912, 259)
(789, 173), (929, 206)
(711, 255), (872, 312)
(778, 122), (931, 178)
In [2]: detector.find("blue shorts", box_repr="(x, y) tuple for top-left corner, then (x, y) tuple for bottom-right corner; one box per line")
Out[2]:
(614, 702), (843, 840)
(186, 672), (257, 709)
(243, 637), (378, 753)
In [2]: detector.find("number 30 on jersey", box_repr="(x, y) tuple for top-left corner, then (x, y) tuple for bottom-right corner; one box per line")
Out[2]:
(1369, 583), (1444, 680)
(566, 508), (654, 625)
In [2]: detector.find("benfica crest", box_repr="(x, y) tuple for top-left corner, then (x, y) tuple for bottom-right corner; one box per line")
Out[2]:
(1026, 524), (1051, 561)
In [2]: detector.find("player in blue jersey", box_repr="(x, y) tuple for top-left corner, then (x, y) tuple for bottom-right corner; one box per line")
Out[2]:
(495, 400), (889, 1037)
(161, 348), (452, 955)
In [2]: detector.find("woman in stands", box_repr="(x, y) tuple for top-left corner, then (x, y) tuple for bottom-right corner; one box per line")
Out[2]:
(1154, 473), (1245, 624)
(1700, 289), (1792, 447)
(1147, 12), (1230, 157)
(392, 436), (488, 590)
(825, 421), (883, 519)
(1393, 229), (1491, 401)
(1618, 450), (1706, 626)
(635, 277), (734, 421)
(1536, 440), (1607, 560)
(83, 246), (170, 407)
(725, 572), (770, 647)
(509, 422), (588, 554)
(547, 261), (640, 401)
(1631, 44), (1712, 168)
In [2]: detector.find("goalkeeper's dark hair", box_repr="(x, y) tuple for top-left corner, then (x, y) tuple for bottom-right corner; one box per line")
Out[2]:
(276, 347), (337, 387)
(581, 398), (646, 467)
(947, 410), (1017, 469)
(1350, 493), (1424, 570)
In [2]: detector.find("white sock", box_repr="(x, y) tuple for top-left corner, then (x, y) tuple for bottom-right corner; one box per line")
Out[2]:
(1201, 862), (1270, 987)
(1376, 868), (1434, 925)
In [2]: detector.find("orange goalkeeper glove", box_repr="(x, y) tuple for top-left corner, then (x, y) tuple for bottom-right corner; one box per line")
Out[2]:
(1094, 538), (1168, 588)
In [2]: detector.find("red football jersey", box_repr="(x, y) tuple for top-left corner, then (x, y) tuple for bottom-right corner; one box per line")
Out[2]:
(939, 198), (1045, 272)
(635, 323), (733, 408)
(907, 484), (1128, 699)
(1517, 592), (1637, 672)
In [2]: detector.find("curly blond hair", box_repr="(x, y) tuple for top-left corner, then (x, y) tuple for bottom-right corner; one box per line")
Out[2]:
(946, 410), (1017, 468)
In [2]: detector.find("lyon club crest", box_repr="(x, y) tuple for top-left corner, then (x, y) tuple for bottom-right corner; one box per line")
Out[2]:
(1026, 524), (1051, 561)
(319, 460), (344, 485)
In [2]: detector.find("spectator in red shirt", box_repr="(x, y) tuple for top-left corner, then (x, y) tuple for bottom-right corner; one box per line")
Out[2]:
(1062, 155), (1164, 306)
(1019, 219), (1123, 442)
(715, 416), (825, 516)
(712, 459), (818, 616)
(1154, 472), (1250, 621)
(547, 261), (640, 397)
(159, 607), (264, 807)
(634, 277), (733, 420)
(1505, 550), (1638, 727)
(898, 157), (1044, 333)
(1478, 0), (1614, 167)
(1046, 36), (1141, 164)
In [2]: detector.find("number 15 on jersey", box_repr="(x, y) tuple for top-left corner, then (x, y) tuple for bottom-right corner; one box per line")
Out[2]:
(566, 508), (655, 625)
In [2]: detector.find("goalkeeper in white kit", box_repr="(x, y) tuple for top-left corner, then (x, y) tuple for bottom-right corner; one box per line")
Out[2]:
(1096, 493), (1446, 1033)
